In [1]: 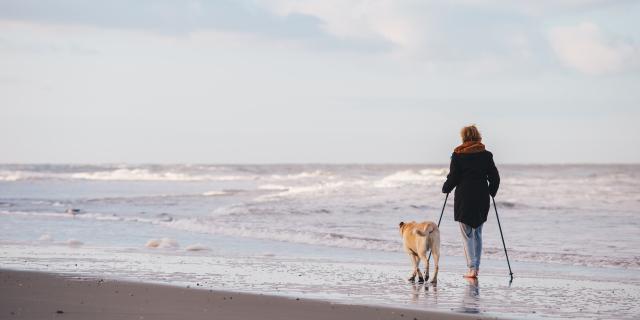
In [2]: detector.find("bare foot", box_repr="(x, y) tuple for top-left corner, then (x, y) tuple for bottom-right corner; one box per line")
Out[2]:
(463, 269), (477, 278)
(464, 277), (478, 286)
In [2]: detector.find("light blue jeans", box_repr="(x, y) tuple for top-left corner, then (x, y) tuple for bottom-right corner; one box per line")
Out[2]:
(459, 222), (483, 270)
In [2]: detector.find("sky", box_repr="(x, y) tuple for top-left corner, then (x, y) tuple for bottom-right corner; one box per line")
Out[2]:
(1, 0), (639, 164)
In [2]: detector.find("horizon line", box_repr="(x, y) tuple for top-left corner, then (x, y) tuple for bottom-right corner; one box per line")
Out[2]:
(1, 162), (638, 166)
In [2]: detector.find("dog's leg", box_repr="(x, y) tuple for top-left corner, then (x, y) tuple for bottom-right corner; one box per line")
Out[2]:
(418, 252), (428, 283)
(407, 253), (418, 282)
(424, 252), (430, 283)
(431, 246), (440, 284)
(416, 255), (424, 283)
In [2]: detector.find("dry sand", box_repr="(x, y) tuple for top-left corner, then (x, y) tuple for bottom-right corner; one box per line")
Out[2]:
(0, 269), (495, 320)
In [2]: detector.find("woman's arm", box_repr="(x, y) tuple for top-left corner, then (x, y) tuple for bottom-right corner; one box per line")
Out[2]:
(442, 154), (459, 193)
(487, 153), (500, 197)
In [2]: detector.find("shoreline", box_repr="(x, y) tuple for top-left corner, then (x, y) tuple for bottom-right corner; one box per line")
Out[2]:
(0, 268), (496, 320)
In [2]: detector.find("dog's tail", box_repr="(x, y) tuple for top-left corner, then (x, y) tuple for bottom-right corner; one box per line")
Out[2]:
(413, 224), (434, 237)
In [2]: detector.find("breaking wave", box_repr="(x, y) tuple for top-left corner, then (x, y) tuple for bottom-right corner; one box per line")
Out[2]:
(0, 167), (333, 182)
(375, 168), (447, 188)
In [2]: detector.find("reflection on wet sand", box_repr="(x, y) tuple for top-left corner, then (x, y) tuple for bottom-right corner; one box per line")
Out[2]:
(458, 278), (480, 314)
(410, 281), (438, 304)
(4, 244), (640, 320)
(410, 282), (422, 302)
(413, 277), (480, 314)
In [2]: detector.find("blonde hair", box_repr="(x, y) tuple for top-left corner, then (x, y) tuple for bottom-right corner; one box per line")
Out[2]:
(460, 125), (482, 142)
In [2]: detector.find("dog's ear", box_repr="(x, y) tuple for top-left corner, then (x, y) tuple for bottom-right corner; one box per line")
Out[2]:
(425, 224), (434, 233)
(399, 221), (405, 228)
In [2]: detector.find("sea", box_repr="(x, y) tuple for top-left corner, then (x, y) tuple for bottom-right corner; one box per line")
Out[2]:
(1, 164), (639, 319)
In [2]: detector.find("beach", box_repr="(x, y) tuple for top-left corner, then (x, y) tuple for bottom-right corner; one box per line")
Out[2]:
(1, 164), (639, 319)
(3, 0), (639, 318)
(1, 269), (492, 320)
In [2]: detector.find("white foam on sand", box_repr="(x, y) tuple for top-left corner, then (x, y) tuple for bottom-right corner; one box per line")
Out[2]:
(38, 234), (53, 242)
(145, 238), (179, 249)
(258, 184), (289, 191)
(202, 191), (228, 196)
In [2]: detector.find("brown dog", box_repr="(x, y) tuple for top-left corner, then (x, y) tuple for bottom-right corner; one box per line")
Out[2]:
(399, 221), (440, 283)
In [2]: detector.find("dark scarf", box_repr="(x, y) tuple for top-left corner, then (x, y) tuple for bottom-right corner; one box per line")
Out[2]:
(454, 141), (486, 154)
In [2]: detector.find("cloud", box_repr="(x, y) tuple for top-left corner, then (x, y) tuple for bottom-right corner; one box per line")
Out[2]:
(0, 0), (325, 37)
(2, 0), (638, 75)
(258, 0), (422, 50)
(256, 0), (549, 76)
(0, 0), (396, 53)
(548, 22), (640, 74)
(256, 0), (632, 49)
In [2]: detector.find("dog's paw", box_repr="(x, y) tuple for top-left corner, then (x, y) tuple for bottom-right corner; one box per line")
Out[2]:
(417, 276), (424, 283)
(407, 276), (416, 282)
(430, 278), (438, 284)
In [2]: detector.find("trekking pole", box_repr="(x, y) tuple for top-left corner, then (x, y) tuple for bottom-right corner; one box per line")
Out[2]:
(427, 192), (449, 263)
(492, 196), (514, 282)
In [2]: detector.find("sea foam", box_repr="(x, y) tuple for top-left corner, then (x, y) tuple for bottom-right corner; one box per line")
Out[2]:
(38, 234), (53, 242)
(145, 238), (179, 249)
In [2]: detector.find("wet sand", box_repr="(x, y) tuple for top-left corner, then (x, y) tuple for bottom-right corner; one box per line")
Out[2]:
(2, 243), (640, 319)
(0, 269), (493, 320)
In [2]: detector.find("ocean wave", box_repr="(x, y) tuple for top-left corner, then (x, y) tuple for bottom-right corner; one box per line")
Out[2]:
(268, 170), (329, 181)
(0, 171), (22, 181)
(0, 170), (53, 181)
(70, 169), (255, 182)
(67, 190), (243, 204)
(0, 210), (162, 224)
(0, 210), (78, 219)
(71, 169), (197, 181)
(375, 168), (447, 188)
(0, 168), (257, 182)
(0, 167), (334, 182)
(202, 190), (228, 196)
(255, 181), (347, 200)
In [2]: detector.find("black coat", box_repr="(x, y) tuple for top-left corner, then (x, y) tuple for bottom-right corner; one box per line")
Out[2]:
(442, 150), (500, 228)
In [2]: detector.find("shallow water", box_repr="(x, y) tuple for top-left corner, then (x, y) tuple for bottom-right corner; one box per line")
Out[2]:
(1, 164), (639, 319)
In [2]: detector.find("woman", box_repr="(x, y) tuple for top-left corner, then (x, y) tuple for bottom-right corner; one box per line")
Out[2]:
(442, 125), (500, 278)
